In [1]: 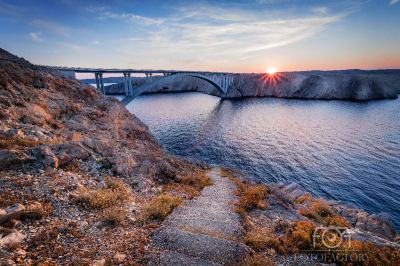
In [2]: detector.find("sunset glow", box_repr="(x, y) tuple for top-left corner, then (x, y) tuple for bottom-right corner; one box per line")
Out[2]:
(267, 68), (277, 75)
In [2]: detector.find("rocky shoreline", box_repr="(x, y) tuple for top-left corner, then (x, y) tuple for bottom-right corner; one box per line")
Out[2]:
(0, 48), (399, 265)
(105, 71), (400, 101)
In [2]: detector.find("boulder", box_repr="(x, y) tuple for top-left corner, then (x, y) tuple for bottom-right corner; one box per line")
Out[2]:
(0, 150), (33, 169)
(356, 212), (397, 241)
(0, 204), (26, 224)
(40, 146), (58, 169)
(282, 182), (311, 200)
(90, 259), (106, 266)
(0, 230), (26, 246)
(343, 228), (400, 248)
(266, 186), (294, 209)
(0, 129), (24, 139)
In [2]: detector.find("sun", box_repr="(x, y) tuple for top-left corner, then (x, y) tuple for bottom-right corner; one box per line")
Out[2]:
(267, 67), (277, 75)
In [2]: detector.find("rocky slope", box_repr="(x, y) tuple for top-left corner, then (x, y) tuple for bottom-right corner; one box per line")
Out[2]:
(106, 72), (400, 100)
(0, 48), (399, 265)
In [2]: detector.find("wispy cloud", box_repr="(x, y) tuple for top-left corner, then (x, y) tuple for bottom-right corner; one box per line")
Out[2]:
(31, 19), (69, 36)
(126, 5), (344, 56)
(61, 43), (86, 51)
(312, 7), (328, 14)
(82, 6), (106, 13)
(99, 12), (163, 26)
(30, 31), (43, 42)
(92, 40), (99, 45)
(390, 0), (399, 4)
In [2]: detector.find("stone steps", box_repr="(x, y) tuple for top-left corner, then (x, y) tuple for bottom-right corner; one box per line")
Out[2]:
(150, 227), (250, 266)
(162, 216), (244, 240)
(149, 167), (251, 265)
(151, 251), (220, 266)
(182, 200), (235, 212)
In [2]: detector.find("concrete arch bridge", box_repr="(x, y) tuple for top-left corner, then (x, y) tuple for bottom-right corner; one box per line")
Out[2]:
(57, 67), (238, 105)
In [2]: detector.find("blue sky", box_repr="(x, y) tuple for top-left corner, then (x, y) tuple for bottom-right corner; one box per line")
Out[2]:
(0, 0), (399, 76)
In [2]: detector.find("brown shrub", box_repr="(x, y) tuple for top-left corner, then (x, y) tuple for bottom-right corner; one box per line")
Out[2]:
(162, 183), (199, 199)
(312, 201), (333, 218)
(294, 195), (315, 204)
(102, 207), (127, 225)
(0, 136), (60, 150)
(179, 174), (213, 191)
(300, 201), (334, 223)
(239, 254), (275, 266)
(74, 178), (129, 209)
(237, 185), (269, 210)
(142, 195), (182, 221)
(323, 216), (349, 228)
(244, 230), (277, 251)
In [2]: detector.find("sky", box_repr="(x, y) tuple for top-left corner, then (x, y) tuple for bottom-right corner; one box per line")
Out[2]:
(0, 0), (400, 77)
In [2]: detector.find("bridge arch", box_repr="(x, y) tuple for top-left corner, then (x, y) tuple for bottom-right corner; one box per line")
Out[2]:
(120, 72), (233, 105)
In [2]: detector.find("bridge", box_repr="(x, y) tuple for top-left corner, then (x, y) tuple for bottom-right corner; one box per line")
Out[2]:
(57, 67), (238, 105)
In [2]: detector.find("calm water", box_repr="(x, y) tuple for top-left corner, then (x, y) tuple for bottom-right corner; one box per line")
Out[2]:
(123, 92), (400, 231)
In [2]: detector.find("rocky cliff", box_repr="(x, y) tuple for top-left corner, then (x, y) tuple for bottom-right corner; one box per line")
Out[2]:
(106, 72), (400, 100)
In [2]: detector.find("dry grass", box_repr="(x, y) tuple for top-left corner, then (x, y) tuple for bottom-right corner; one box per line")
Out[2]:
(239, 254), (275, 266)
(323, 215), (349, 228)
(294, 195), (315, 204)
(300, 201), (334, 223)
(244, 230), (276, 251)
(141, 194), (182, 221)
(162, 183), (199, 200)
(221, 167), (268, 211)
(0, 136), (60, 149)
(74, 178), (129, 209)
(161, 168), (212, 200)
(178, 174), (213, 191)
(25, 203), (52, 220)
(102, 207), (127, 225)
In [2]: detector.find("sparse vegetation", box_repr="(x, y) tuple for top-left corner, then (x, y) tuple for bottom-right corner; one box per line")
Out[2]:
(74, 177), (130, 209)
(100, 163), (112, 169)
(162, 182), (200, 199)
(25, 202), (52, 220)
(102, 207), (127, 225)
(244, 230), (275, 251)
(0, 136), (60, 149)
(294, 195), (315, 204)
(240, 254), (275, 266)
(300, 201), (334, 223)
(141, 194), (182, 221)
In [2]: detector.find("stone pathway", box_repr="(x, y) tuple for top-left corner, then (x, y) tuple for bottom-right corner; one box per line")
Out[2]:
(149, 167), (251, 266)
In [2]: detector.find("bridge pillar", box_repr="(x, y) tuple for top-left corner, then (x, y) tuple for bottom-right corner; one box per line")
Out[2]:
(99, 73), (104, 94)
(95, 73), (100, 90)
(123, 73), (129, 96)
(128, 73), (133, 96)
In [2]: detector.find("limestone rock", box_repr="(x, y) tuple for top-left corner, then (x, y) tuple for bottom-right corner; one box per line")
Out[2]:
(0, 150), (33, 169)
(90, 259), (106, 266)
(343, 228), (400, 248)
(114, 252), (126, 262)
(282, 182), (311, 200)
(40, 146), (58, 169)
(0, 204), (26, 224)
(0, 230), (26, 246)
(355, 212), (397, 241)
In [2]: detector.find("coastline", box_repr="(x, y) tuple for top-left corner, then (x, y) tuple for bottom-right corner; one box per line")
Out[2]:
(104, 72), (400, 101)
